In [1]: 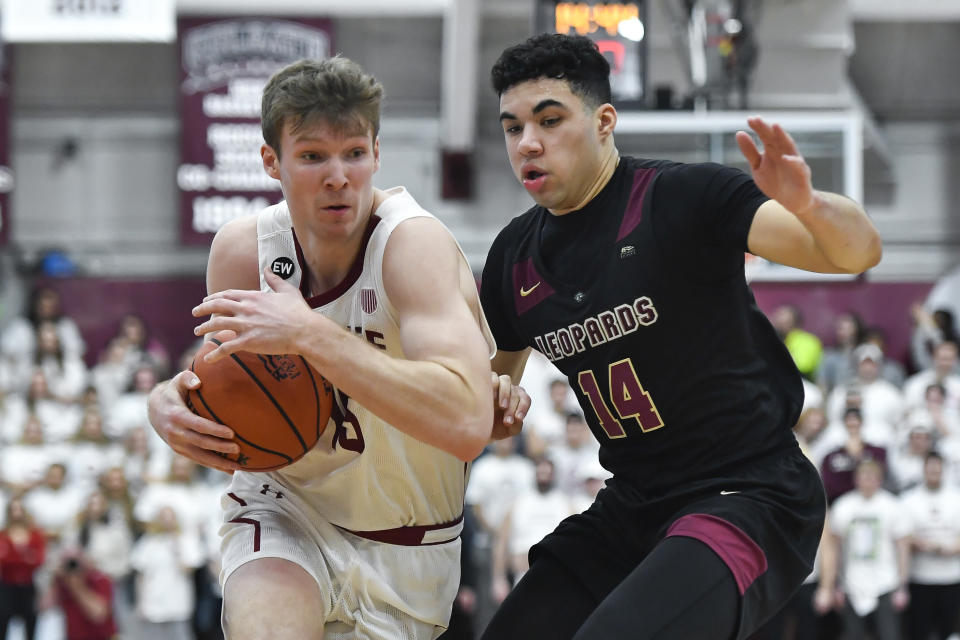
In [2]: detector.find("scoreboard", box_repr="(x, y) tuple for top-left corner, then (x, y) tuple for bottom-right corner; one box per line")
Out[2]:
(535, 0), (648, 108)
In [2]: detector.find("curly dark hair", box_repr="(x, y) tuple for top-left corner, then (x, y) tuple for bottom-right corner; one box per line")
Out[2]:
(491, 33), (612, 107)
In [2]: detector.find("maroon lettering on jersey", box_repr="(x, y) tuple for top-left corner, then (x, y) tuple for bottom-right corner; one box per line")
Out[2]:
(569, 323), (588, 353)
(556, 328), (576, 357)
(615, 304), (639, 335)
(616, 167), (657, 242)
(584, 317), (607, 348)
(598, 311), (622, 340)
(365, 330), (387, 350)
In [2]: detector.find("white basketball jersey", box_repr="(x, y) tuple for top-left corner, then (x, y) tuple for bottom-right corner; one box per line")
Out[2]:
(244, 187), (495, 532)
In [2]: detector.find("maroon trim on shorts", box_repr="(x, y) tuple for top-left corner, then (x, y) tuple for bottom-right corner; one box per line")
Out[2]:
(227, 492), (247, 506)
(666, 513), (768, 595)
(340, 514), (464, 546)
(617, 167), (657, 242)
(230, 517), (262, 552)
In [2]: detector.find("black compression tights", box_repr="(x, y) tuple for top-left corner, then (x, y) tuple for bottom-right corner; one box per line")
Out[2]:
(480, 536), (740, 640)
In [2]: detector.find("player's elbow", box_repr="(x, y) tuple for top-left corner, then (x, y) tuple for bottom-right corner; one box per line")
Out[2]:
(861, 233), (883, 271)
(839, 232), (883, 274)
(451, 407), (493, 462)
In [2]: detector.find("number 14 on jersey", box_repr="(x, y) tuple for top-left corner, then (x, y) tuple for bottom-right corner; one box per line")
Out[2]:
(578, 358), (664, 439)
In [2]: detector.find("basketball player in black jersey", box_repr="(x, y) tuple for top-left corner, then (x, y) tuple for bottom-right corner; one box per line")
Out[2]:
(479, 34), (882, 640)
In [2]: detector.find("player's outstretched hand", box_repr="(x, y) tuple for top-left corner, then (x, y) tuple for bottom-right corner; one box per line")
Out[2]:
(736, 116), (820, 216)
(192, 267), (315, 363)
(147, 369), (240, 474)
(491, 372), (530, 441)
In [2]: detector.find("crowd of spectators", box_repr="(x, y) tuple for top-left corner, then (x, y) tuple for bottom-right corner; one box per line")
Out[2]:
(757, 304), (960, 640)
(2, 285), (960, 640)
(0, 286), (224, 640)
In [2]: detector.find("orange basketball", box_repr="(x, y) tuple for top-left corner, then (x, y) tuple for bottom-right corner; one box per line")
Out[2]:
(185, 331), (333, 471)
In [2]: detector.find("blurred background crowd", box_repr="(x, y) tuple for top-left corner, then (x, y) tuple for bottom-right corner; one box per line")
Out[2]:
(1, 283), (959, 640)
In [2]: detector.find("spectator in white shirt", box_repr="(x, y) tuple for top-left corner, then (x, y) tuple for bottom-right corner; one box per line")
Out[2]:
(826, 344), (905, 445)
(0, 385), (28, 444)
(32, 320), (88, 404)
(0, 415), (65, 494)
(106, 363), (158, 441)
(889, 413), (937, 493)
(65, 408), (124, 496)
(492, 458), (576, 602)
(22, 369), (81, 444)
(466, 437), (536, 545)
(549, 412), (600, 497)
(130, 505), (205, 640)
(817, 311), (865, 394)
(0, 286), (85, 391)
(524, 378), (580, 459)
(825, 459), (911, 640)
(23, 462), (87, 546)
(133, 455), (207, 547)
(900, 452), (960, 640)
(903, 340), (960, 413)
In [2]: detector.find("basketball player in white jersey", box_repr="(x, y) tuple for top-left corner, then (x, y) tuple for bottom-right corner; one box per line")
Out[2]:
(147, 57), (529, 640)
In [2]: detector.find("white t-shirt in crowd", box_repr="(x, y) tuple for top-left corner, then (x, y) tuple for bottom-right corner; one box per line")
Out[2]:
(830, 489), (910, 616)
(130, 532), (206, 622)
(900, 483), (960, 585)
(465, 453), (535, 536)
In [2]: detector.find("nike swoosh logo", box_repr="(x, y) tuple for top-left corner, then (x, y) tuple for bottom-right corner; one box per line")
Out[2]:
(520, 282), (541, 297)
(719, 490), (740, 495)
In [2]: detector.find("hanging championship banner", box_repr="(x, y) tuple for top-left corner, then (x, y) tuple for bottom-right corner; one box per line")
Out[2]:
(178, 17), (333, 245)
(535, 0), (648, 108)
(0, 46), (12, 246)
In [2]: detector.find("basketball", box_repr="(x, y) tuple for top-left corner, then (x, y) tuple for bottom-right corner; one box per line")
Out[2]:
(185, 331), (334, 471)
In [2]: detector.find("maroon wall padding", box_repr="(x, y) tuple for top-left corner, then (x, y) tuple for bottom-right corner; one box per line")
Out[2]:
(29, 277), (935, 376)
(37, 276), (207, 370)
(751, 280), (935, 372)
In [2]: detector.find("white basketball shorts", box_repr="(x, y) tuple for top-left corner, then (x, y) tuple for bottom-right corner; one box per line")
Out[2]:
(219, 472), (461, 640)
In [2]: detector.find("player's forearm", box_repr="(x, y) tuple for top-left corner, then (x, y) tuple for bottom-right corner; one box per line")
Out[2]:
(793, 191), (882, 273)
(818, 534), (840, 591)
(300, 319), (492, 461)
(896, 537), (911, 586)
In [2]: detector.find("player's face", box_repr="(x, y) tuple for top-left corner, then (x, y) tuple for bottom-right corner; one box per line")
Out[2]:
(262, 118), (380, 242)
(499, 78), (608, 213)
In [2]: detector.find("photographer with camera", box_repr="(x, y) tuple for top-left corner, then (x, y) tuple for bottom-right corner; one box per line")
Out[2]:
(43, 549), (117, 640)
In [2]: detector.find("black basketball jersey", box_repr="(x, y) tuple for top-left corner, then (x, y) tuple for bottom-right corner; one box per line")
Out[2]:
(481, 156), (804, 490)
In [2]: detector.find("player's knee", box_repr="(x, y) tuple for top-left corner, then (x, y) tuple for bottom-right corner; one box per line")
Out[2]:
(223, 558), (325, 640)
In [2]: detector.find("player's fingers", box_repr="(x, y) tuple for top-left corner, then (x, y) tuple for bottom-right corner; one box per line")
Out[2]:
(192, 315), (240, 338)
(735, 131), (761, 169)
(170, 368), (202, 392)
(747, 116), (776, 143)
(175, 444), (239, 474)
(772, 124), (801, 156)
(263, 266), (297, 293)
(493, 373), (512, 410)
(192, 297), (244, 319)
(513, 386), (531, 422)
(166, 403), (237, 444)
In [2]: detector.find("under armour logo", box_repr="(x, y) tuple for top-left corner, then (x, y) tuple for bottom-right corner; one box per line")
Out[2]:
(260, 484), (285, 499)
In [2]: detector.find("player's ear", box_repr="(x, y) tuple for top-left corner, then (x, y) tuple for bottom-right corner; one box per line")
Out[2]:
(373, 136), (381, 173)
(261, 144), (281, 180)
(597, 103), (617, 141)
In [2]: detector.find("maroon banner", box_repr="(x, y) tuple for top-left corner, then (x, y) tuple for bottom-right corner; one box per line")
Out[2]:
(178, 17), (334, 245)
(0, 46), (13, 246)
